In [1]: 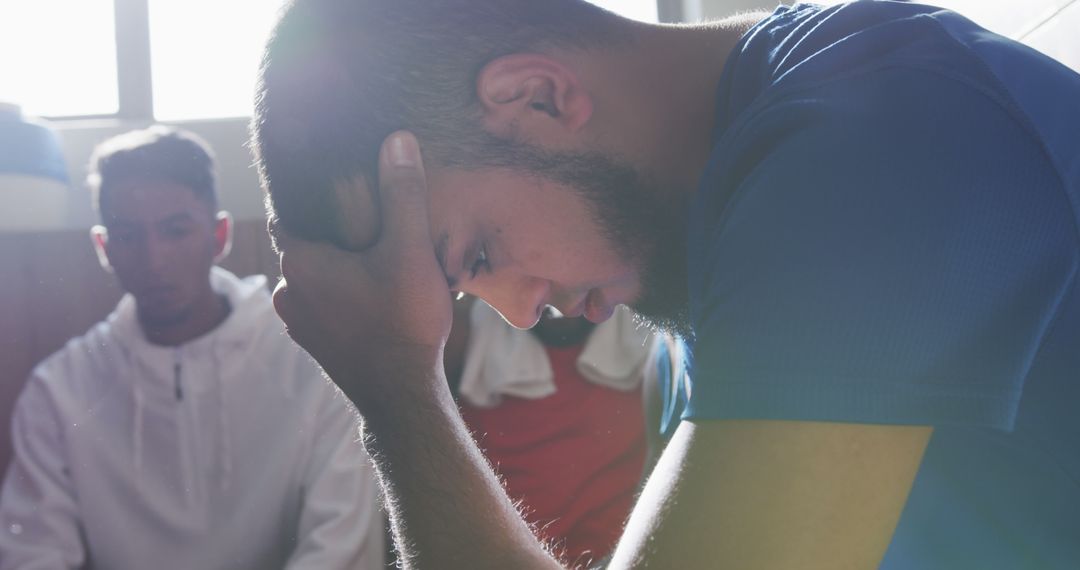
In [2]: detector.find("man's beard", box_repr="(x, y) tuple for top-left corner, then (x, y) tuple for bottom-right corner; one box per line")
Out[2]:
(465, 138), (694, 338)
(568, 155), (692, 339)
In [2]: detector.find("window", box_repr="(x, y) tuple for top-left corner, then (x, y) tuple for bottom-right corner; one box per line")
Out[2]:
(1, 0), (660, 121)
(148, 0), (286, 121)
(0, 0), (119, 117)
(149, 0), (657, 121)
(590, 0), (659, 22)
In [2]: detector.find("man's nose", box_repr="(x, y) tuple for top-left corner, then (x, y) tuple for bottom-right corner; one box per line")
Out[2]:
(481, 276), (550, 330)
(140, 234), (172, 272)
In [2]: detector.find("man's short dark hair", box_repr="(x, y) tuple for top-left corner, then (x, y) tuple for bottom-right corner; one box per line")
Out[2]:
(251, 0), (632, 247)
(88, 125), (218, 215)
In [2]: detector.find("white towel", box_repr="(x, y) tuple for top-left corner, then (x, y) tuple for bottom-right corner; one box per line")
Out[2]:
(458, 301), (656, 408)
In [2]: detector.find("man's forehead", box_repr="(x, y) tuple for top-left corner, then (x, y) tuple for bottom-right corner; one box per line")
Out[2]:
(109, 176), (199, 197)
(102, 179), (212, 223)
(104, 209), (203, 228)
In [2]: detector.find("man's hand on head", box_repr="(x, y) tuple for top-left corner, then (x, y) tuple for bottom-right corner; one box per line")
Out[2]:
(268, 133), (563, 570)
(270, 131), (453, 408)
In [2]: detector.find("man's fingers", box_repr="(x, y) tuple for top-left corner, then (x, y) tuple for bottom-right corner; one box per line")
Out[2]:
(271, 276), (297, 331)
(271, 224), (305, 287)
(272, 233), (366, 348)
(276, 232), (361, 297)
(267, 217), (284, 253)
(376, 131), (433, 252)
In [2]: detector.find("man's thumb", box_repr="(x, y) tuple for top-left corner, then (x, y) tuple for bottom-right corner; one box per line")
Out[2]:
(377, 131), (431, 249)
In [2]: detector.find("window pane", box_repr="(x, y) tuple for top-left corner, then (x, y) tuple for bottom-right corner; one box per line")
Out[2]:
(588, 0), (659, 22)
(149, 0), (285, 121)
(0, 0), (119, 117)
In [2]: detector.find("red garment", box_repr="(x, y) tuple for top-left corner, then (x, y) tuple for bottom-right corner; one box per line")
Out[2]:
(460, 343), (646, 565)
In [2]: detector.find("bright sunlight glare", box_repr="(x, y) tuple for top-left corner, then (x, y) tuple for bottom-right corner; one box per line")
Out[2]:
(589, 0), (659, 23)
(150, 0), (657, 121)
(149, 0), (286, 121)
(0, 0), (118, 117)
(1, 0), (658, 121)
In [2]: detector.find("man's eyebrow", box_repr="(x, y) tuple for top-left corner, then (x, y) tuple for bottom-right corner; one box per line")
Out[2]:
(435, 231), (457, 288)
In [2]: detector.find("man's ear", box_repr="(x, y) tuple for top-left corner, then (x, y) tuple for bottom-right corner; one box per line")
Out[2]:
(213, 211), (234, 263)
(477, 53), (593, 142)
(89, 225), (113, 273)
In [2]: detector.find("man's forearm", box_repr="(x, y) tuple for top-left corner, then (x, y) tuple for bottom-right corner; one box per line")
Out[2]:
(269, 133), (564, 569)
(352, 366), (563, 570)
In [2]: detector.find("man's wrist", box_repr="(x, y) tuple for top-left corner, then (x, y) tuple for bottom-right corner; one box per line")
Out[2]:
(329, 352), (451, 422)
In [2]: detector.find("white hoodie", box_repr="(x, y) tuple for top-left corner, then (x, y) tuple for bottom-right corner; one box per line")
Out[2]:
(0, 268), (383, 570)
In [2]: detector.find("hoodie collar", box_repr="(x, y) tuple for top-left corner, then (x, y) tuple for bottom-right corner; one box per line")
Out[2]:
(107, 267), (273, 362)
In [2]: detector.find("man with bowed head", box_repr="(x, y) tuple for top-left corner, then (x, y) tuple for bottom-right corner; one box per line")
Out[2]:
(253, 0), (1080, 568)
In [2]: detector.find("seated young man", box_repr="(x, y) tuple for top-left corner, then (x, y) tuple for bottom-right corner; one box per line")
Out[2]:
(444, 297), (665, 565)
(0, 127), (384, 570)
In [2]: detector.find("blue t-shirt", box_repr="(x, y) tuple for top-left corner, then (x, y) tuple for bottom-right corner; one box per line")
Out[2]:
(685, 2), (1080, 567)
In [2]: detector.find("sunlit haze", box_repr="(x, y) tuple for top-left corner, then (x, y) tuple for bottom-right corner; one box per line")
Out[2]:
(0, 0), (657, 121)
(0, 0), (118, 117)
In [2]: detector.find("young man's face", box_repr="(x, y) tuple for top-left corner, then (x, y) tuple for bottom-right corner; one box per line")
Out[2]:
(96, 178), (220, 325)
(422, 147), (690, 334)
(427, 167), (640, 329)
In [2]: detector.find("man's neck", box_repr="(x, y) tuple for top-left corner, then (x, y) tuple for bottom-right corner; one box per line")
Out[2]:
(574, 13), (768, 200)
(140, 289), (231, 347)
(647, 16), (769, 192)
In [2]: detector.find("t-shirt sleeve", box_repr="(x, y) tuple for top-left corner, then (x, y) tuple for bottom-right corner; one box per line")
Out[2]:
(685, 67), (1077, 430)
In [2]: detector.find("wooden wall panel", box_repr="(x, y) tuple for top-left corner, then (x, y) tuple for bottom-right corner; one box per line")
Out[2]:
(0, 219), (277, 473)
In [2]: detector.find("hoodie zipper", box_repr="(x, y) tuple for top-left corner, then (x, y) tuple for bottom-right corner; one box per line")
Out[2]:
(173, 347), (184, 401)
